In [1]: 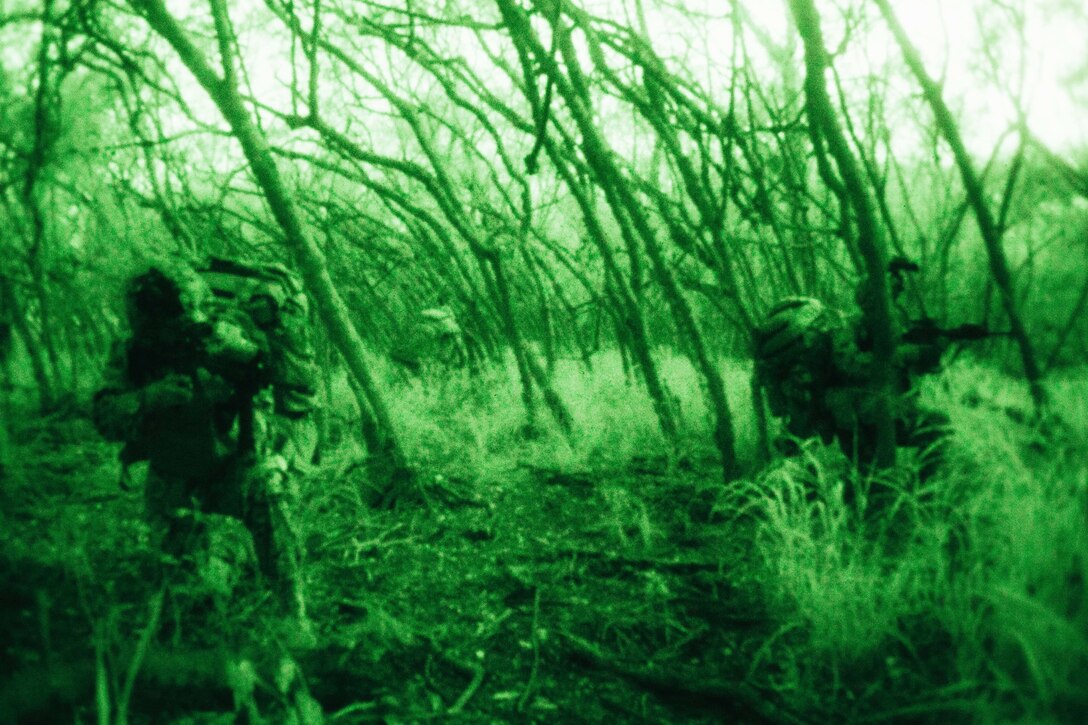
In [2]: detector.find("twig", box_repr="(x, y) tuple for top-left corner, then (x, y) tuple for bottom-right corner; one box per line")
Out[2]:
(94, 623), (110, 725)
(328, 701), (379, 721)
(421, 635), (489, 717)
(516, 587), (542, 712)
(115, 584), (166, 725)
(560, 631), (805, 725)
(446, 660), (485, 715)
(511, 545), (726, 574)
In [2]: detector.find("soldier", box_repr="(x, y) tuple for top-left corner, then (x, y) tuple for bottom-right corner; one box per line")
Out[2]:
(754, 296), (852, 448)
(93, 260), (319, 620)
(419, 306), (470, 369)
(391, 304), (473, 376)
(754, 265), (953, 469)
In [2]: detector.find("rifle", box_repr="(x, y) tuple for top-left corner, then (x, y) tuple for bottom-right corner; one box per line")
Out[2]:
(192, 319), (267, 387)
(126, 315), (270, 458)
(185, 318), (272, 457)
(900, 319), (1010, 345)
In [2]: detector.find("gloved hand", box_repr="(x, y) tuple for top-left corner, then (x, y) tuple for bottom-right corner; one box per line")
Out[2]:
(194, 368), (234, 403)
(140, 374), (194, 410)
(206, 320), (260, 364)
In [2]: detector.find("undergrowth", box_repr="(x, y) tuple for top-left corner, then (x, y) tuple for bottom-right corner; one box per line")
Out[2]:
(2, 351), (1085, 722)
(752, 360), (1088, 721)
(334, 349), (760, 480)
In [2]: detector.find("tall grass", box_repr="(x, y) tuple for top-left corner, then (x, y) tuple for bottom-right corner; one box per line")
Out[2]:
(325, 348), (1088, 717)
(328, 349), (760, 480)
(753, 360), (1088, 719)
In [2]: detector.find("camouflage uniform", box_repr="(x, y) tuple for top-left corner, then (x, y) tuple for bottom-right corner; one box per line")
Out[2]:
(391, 305), (472, 375)
(755, 292), (947, 466)
(93, 264), (318, 616)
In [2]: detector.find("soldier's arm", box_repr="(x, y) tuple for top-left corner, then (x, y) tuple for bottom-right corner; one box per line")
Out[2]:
(92, 343), (195, 441)
(894, 340), (944, 378)
(92, 343), (142, 442)
(274, 350), (319, 417)
(269, 297), (319, 418)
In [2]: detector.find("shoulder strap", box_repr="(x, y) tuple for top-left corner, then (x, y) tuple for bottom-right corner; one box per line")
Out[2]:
(198, 258), (318, 417)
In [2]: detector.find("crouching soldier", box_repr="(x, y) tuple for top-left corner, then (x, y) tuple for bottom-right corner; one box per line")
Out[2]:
(93, 260), (319, 621)
(753, 256), (1001, 479)
(753, 290), (951, 472)
(420, 306), (470, 369)
(390, 304), (474, 376)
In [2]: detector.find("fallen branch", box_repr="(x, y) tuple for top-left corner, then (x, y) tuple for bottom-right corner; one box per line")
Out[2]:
(508, 545), (729, 575)
(516, 587), (542, 712)
(559, 631), (805, 725)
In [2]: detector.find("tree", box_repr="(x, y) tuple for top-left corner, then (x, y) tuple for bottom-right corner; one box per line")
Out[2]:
(874, 0), (1046, 412)
(787, 0), (899, 468)
(128, 0), (411, 485)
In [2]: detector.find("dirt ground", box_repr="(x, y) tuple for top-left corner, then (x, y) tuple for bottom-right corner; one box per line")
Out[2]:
(0, 410), (810, 724)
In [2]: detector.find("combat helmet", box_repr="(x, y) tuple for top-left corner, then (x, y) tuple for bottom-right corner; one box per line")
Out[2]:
(754, 296), (836, 375)
(125, 263), (212, 328)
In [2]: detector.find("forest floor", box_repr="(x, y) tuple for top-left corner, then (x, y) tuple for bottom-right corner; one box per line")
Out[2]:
(0, 406), (798, 724)
(3, 358), (1086, 723)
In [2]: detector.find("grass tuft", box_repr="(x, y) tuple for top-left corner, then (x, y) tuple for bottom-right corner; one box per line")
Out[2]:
(329, 349), (759, 480)
(752, 360), (1088, 717)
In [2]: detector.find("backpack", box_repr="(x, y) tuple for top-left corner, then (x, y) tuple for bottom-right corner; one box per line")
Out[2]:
(197, 257), (319, 419)
(754, 297), (841, 378)
(753, 297), (845, 431)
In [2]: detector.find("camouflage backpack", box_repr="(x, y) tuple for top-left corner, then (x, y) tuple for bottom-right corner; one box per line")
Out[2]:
(197, 257), (319, 420)
(754, 297), (842, 377)
(753, 297), (846, 429)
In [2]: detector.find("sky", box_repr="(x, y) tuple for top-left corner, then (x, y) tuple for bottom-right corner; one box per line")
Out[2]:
(1, 0), (1084, 160)
(708, 0), (1087, 155)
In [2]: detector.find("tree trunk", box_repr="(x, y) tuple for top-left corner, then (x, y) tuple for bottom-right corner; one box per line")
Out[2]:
(2, 283), (52, 409)
(481, 251), (538, 432)
(484, 250), (573, 435)
(548, 147), (679, 443)
(788, 0), (899, 469)
(23, 6), (62, 408)
(507, 16), (679, 451)
(537, 11), (739, 480)
(874, 0), (1047, 412)
(520, 244), (558, 376)
(132, 0), (410, 481)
